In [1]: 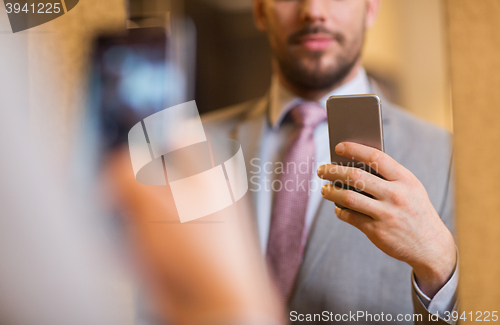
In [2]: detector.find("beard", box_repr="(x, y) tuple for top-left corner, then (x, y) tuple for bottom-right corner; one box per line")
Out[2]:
(274, 25), (364, 90)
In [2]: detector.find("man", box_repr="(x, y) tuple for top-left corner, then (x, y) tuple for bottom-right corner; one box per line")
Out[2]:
(202, 0), (457, 323)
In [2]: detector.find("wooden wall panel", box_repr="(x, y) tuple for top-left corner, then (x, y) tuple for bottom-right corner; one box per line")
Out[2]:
(445, 0), (500, 312)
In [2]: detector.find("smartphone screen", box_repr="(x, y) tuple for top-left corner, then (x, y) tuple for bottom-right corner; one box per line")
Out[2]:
(89, 27), (186, 150)
(326, 94), (384, 205)
(327, 94), (384, 172)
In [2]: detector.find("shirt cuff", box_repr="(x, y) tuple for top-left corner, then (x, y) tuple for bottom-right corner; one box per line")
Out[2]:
(412, 251), (459, 316)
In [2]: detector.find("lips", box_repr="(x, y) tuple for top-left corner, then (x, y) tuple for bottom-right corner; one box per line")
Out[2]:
(299, 36), (335, 51)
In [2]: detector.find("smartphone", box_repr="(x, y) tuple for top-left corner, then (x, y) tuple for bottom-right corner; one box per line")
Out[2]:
(89, 27), (170, 150)
(326, 94), (384, 207)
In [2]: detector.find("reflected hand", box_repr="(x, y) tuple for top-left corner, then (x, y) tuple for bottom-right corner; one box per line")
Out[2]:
(317, 142), (456, 298)
(103, 148), (283, 325)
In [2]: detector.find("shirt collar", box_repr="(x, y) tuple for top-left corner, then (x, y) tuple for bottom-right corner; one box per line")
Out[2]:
(269, 67), (372, 129)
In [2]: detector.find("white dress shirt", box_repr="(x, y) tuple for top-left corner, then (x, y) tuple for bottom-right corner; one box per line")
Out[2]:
(250, 67), (458, 315)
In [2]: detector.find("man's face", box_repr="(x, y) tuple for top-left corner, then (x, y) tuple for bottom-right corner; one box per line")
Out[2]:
(255, 0), (378, 90)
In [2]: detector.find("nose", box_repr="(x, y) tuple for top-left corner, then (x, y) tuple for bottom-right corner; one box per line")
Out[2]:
(300, 0), (328, 23)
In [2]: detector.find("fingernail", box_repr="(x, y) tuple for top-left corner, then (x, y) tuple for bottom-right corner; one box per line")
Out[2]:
(335, 143), (346, 154)
(321, 184), (327, 195)
(335, 206), (340, 214)
(317, 165), (325, 178)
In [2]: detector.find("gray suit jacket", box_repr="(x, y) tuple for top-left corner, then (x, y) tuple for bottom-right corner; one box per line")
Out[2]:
(201, 88), (455, 324)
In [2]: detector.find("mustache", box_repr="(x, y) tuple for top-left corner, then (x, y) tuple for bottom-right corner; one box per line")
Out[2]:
(288, 25), (345, 45)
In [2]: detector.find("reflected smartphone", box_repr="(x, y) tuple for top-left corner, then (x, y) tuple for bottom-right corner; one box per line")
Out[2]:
(326, 94), (384, 207)
(90, 27), (169, 150)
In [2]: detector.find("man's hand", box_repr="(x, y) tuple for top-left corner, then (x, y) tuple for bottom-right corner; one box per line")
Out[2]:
(317, 142), (456, 298)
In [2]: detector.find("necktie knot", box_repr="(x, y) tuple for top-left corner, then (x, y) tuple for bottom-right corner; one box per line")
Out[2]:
(289, 102), (327, 129)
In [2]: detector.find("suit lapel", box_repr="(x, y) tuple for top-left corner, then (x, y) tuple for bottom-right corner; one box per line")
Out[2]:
(291, 199), (340, 300)
(370, 81), (395, 160)
(233, 96), (269, 226)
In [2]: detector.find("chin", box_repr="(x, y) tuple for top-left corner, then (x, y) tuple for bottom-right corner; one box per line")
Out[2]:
(278, 49), (357, 90)
(299, 60), (339, 77)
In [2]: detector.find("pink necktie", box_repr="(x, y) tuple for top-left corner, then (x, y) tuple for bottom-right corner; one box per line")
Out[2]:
(266, 102), (327, 301)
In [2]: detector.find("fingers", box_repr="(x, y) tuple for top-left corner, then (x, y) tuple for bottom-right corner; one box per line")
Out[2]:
(321, 183), (384, 219)
(334, 142), (405, 181)
(317, 164), (389, 199)
(334, 206), (374, 234)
